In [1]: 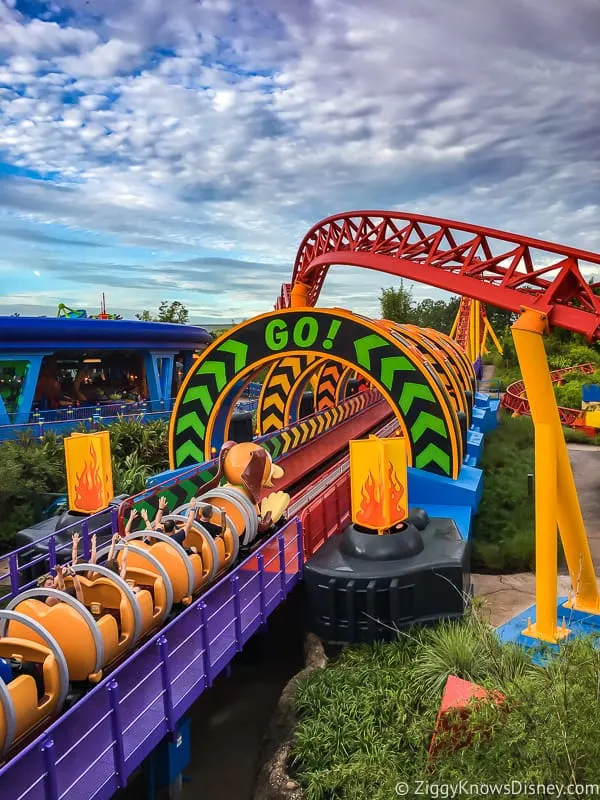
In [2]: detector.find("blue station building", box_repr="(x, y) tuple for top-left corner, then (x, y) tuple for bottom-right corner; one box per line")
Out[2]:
(0, 316), (213, 436)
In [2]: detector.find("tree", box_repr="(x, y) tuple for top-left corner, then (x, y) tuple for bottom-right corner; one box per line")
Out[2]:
(136, 301), (189, 324)
(379, 283), (460, 334)
(413, 297), (460, 333)
(379, 281), (415, 324)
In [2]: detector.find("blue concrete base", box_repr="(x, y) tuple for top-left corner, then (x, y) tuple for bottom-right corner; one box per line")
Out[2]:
(418, 504), (472, 540)
(408, 464), (483, 513)
(472, 392), (500, 433)
(496, 597), (600, 661)
(465, 428), (484, 466)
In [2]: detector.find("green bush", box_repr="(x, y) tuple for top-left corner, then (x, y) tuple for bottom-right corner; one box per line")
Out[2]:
(554, 381), (583, 409)
(563, 427), (600, 445)
(0, 419), (169, 554)
(493, 331), (600, 396)
(471, 414), (534, 571)
(292, 616), (600, 798)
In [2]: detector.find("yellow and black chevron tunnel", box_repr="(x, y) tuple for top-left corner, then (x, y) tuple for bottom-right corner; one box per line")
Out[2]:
(256, 354), (321, 434)
(169, 308), (467, 478)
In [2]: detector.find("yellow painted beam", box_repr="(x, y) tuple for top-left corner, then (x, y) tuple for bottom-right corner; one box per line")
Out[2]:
(521, 422), (569, 641)
(512, 309), (599, 637)
(483, 315), (504, 356)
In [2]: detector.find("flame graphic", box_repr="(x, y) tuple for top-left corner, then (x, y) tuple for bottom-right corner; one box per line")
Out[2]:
(356, 469), (386, 528)
(388, 462), (407, 519)
(355, 458), (406, 529)
(74, 443), (104, 511)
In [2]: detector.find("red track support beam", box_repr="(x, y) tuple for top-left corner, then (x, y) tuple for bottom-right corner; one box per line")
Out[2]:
(281, 211), (600, 341)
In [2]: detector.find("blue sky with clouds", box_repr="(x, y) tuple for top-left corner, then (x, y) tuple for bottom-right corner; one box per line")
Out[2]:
(0, 0), (598, 324)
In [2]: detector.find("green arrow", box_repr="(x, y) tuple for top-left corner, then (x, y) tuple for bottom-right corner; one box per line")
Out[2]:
(180, 479), (199, 496)
(354, 333), (389, 370)
(379, 355), (415, 390)
(410, 411), (448, 442)
(399, 382), (435, 414)
(199, 469), (217, 484)
(135, 500), (156, 515)
(175, 439), (206, 466)
(270, 436), (282, 459)
(197, 360), (228, 391)
(218, 339), (249, 373)
(176, 411), (205, 438)
(415, 443), (451, 474)
(182, 385), (214, 416)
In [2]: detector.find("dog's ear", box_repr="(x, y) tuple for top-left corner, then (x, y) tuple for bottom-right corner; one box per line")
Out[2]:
(197, 440), (236, 496)
(240, 449), (267, 504)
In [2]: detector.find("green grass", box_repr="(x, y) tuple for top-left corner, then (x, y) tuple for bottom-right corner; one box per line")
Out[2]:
(471, 414), (535, 571)
(291, 616), (600, 798)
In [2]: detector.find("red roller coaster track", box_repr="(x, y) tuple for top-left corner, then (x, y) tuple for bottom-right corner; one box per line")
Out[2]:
(502, 363), (596, 428)
(278, 211), (600, 341)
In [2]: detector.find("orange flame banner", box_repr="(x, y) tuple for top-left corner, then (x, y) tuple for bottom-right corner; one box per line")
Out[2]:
(350, 436), (408, 532)
(65, 431), (114, 513)
(74, 444), (104, 510)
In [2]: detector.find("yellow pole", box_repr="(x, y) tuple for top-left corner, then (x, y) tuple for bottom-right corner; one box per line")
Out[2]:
(468, 301), (475, 361)
(474, 300), (481, 360)
(526, 422), (563, 641)
(483, 315), (504, 356)
(512, 309), (599, 636)
(449, 309), (459, 340)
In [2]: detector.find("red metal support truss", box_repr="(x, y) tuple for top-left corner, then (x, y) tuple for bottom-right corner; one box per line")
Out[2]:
(279, 211), (600, 341)
(454, 297), (472, 352)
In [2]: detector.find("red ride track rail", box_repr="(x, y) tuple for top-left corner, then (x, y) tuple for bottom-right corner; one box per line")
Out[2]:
(501, 363), (596, 427)
(280, 211), (600, 341)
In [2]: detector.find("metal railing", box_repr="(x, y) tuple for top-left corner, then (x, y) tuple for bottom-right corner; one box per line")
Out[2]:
(0, 396), (259, 440)
(0, 508), (117, 601)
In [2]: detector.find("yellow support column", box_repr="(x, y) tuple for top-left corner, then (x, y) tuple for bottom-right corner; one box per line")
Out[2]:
(512, 309), (599, 642)
(467, 301), (475, 361)
(473, 300), (481, 361)
(528, 422), (563, 641)
(483, 315), (504, 356)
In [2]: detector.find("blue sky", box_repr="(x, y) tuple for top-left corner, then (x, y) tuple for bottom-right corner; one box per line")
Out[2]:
(0, 0), (598, 324)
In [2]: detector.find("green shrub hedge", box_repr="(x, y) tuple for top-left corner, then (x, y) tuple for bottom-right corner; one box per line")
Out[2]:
(292, 616), (600, 799)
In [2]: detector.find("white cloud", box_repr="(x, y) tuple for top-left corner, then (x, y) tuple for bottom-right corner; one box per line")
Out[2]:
(0, 0), (598, 321)
(58, 38), (142, 79)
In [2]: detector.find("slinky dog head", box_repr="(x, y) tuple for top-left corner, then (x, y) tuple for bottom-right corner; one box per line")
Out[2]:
(220, 441), (284, 504)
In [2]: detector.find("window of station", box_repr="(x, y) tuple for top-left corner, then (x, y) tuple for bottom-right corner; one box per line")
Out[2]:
(0, 360), (30, 414)
(33, 353), (148, 410)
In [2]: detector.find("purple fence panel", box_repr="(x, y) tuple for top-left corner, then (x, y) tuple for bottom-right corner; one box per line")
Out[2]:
(0, 520), (302, 800)
(167, 608), (208, 714)
(118, 647), (166, 766)
(237, 569), (262, 641)
(0, 742), (47, 799)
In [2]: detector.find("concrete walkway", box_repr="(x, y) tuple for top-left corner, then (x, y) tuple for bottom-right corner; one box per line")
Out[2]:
(478, 364), (499, 394)
(567, 443), (600, 568)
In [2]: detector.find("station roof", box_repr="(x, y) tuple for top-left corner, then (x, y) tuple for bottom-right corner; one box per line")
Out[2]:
(0, 316), (213, 353)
